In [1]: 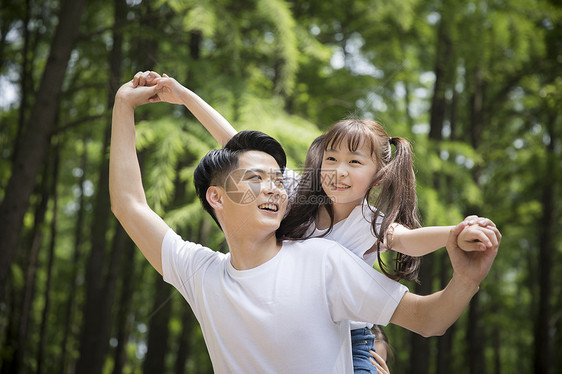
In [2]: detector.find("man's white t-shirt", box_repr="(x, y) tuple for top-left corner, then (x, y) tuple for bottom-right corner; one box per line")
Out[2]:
(162, 228), (407, 374)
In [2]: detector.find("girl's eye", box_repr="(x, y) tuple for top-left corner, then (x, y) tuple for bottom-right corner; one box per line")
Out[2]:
(350, 160), (362, 165)
(325, 156), (336, 162)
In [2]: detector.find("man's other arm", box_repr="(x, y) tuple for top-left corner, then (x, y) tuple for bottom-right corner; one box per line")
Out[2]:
(390, 222), (500, 337)
(109, 80), (170, 274)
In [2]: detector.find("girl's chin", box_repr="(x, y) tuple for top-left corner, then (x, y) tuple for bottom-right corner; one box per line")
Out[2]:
(329, 197), (363, 206)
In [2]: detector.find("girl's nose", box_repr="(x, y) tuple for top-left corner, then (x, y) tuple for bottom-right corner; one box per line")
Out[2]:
(336, 165), (348, 177)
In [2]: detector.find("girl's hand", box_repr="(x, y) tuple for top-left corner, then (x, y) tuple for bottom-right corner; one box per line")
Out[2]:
(369, 350), (390, 374)
(132, 70), (161, 88)
(463, 215), (496, 229)
(458, 216), (498, 252)
(458, 224), (498, 252)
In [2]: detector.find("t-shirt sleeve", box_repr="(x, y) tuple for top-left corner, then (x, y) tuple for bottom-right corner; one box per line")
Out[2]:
(324, 241), (408, 326)
(161, 228), (219, 303)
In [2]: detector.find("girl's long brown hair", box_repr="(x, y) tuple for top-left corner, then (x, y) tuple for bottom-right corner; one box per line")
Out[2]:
(278, 119), (421, 282)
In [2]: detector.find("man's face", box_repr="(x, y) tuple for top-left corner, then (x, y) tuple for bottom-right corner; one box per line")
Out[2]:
(220, 151), (288, 234)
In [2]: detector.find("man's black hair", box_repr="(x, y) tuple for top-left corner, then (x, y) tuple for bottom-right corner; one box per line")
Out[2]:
(193, 131), (287, 229)
(223, 130), (286, 171)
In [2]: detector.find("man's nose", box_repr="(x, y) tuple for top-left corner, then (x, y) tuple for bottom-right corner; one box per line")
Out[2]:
(262, 179), (282, 195)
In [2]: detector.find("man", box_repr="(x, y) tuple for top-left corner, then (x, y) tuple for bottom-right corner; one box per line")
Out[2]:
(109, 79), (500, 373)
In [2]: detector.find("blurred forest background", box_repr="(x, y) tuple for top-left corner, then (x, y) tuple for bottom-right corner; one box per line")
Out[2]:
(0, 0), (561, 373)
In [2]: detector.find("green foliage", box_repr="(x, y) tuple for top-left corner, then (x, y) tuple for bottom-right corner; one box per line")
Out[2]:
(1, 0), (561, 372)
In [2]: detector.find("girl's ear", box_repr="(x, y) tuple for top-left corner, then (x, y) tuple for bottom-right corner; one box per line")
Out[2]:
(206, 186), (224, 210)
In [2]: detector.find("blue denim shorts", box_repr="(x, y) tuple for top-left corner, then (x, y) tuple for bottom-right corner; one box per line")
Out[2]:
(351, 327), (377, 374)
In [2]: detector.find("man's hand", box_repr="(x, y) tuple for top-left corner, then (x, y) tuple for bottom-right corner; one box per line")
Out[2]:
(448, 222), (501, 286)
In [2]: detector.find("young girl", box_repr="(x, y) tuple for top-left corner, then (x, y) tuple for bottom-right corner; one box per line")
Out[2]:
(133, 71), (497, 372)
(275, 120), (494, 373)
(279, 122), (424, 282)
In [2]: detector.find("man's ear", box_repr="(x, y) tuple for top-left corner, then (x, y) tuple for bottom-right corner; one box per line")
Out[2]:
(206, 186), (224, 210)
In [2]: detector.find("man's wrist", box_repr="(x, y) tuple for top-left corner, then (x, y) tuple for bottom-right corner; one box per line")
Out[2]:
(114, 95), (137, 110)
(451, 272), (480, 295)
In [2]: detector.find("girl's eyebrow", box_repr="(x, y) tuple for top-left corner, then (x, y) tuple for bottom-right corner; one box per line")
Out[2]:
(325, 148), (368, 158)
(350, 151), (369, 158)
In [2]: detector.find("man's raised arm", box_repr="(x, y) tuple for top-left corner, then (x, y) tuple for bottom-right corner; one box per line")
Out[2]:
(390, 222), (501, 337)
(109, 79), (170, 274)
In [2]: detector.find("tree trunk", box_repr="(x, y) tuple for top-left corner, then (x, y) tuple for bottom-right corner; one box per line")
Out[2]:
(469, 67), (484, 150)
(76, 224), (128, 374)
(533, 122), (555, 374)
(407, 253), (433, 374)
(467, 65), (486, 374)
(75, 0), (126, 371)
(173, 306), (195, 374)
(173, 220), (211, 373)
(428, 11), (453, 142)
(59, 141), (88, 373)
(468, 293), (485, 374)
(142, 277), (173, 374)
(0, 0), (87, 305)
(436, 251), (455, 374)
(13, 0), (31, 165)
(436, 30), (457, 372)
(408, 6), (454, 373)
(13, 152), (51, 373)
(37, 143), (61, 374)
(110, 241), (137, 374)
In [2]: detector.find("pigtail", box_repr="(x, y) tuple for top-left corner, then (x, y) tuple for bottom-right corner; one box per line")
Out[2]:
(371, 136), (422, 282)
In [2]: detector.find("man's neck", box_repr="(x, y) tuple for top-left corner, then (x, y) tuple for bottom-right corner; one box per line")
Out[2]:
(226, 231), (282, 270)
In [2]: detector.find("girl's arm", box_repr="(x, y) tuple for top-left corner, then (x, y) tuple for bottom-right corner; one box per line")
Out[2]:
(388, 225), (453, 256)
(388, 216), (496, 256)
(133, 71), (238, 146)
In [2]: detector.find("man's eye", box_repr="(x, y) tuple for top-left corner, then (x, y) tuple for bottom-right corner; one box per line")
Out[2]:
(249, 175), (262, 181)
(274, 179), (285, 188)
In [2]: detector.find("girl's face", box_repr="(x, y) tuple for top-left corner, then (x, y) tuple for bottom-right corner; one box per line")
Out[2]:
(320, 141), (378, 207)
